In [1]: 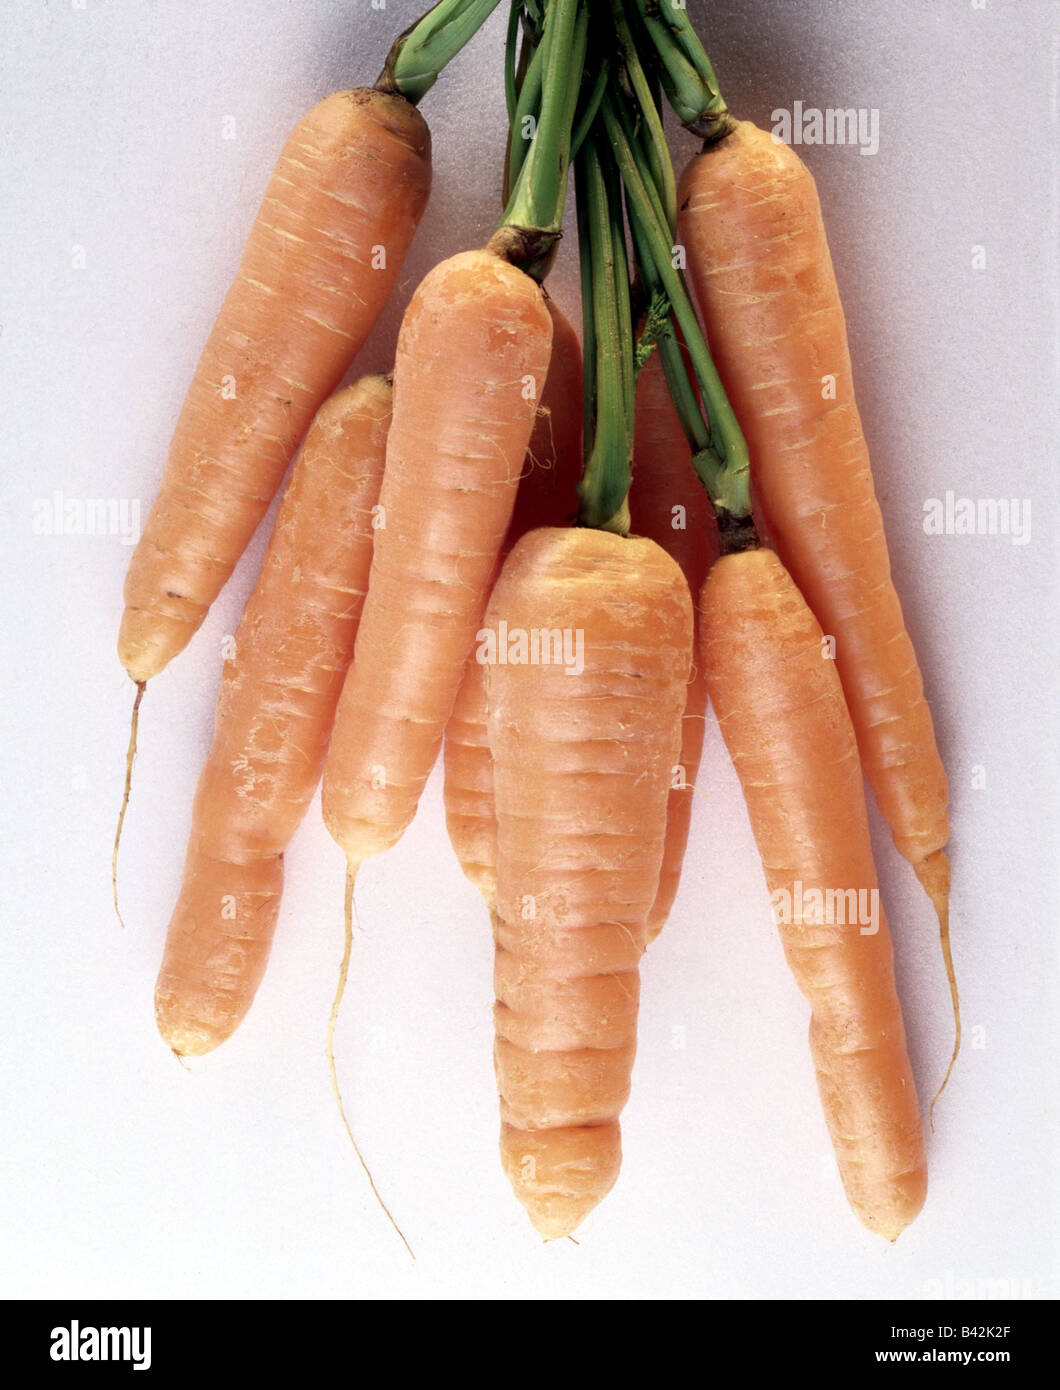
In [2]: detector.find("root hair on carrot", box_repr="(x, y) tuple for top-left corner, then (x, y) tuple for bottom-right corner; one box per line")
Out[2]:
(111, 679), (145, 930)
(327, 862), (415, 1260)
(931, 926), (961, 1128)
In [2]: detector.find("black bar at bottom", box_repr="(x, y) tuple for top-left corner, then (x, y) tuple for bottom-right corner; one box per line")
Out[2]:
(9, 1297), (1053, 1374)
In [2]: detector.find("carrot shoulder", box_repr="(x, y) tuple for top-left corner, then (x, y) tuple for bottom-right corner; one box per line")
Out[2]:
(700, 546), (927, 1240)
(155, 376), (391, 1056)
(322, 249), (553, 872)
(120, 90), (430, 683)
(487, 527), (692, 1237)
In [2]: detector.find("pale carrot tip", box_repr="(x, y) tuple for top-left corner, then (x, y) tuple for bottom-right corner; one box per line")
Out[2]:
(155, 979), (235, 1057)
(157, 1015), (222, 1058)
(517, 1189), (603, 1241)
(861, 1211), (916, 1244)
(111, 679), (146, 930)
(527, 1209), (587, 1241)
(118, 610), (183, 684)
(855, 1169), (928, 1242)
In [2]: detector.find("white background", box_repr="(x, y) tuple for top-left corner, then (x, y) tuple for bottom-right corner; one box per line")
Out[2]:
(2, 0), (1057, 1300)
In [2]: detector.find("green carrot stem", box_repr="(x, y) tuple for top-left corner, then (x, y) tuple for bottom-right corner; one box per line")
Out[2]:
(609, 0), (676, 231)
(601, 91), (750, 517)
(575, 137), (634, 534)
(502, 0), (583, 239)
(657, 322), (712, 458)
(504, 28), (546, 203)
(627, 201), (719, 465)
(612, 99), (713, 457)
(504, 1), (522, 121)
(575, 157), (598, 461)
(604, 153), (636, 455)
(628, 0), (731, 140)
(380, 0), (504, 104)
(570, 58), (609, 159)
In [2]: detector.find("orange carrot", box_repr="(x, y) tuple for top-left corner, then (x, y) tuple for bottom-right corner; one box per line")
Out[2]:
(443, 297), (582, 905)
(119, 90), (430, 684)
(700, 545), (927, 1240)
(678, 124), (956, 1091)
(487, 527), (693, 1237)
(628, 349), (718, 938)
(321, 249), (553, 873)
(155, 376), (391, 1056)
(443, 652), (500, 909)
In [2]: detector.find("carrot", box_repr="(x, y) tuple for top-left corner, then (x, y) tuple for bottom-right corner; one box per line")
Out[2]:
(628, 348), (717, 938)
(487, 527), (693, 1238)
(677, 123), (957, 1105)
(700, 545), (927, 1240)
(504, 300), (584, 541)
(154, 375), (392, 1057)
(119, 89), (430, 684)
(443, 297), (583, 905)
(443, 655), (500, 909)
(321, 249), (553, 874)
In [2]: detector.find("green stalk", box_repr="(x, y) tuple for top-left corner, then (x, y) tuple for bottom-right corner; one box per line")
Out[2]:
(502, 0), (583, 235)
(629, 0), (731, 141)
(504, 25), (545, 203)
(380, 0), (504, 104)
(657, 321), (712, 459)
(575, 137), (634, 534)
(601, 91), (750, 517)
(570, 58), (609, 159)
(612, 93), (708, 461)
(522, 0), (545, 34)
(610, 0), (676, 231)
(575, 157), (598, 461)
(604, 152), (636, 456)
(494, 0), (585, 279)
(504, 1), (522, 122)
(626, 196), (717, 466)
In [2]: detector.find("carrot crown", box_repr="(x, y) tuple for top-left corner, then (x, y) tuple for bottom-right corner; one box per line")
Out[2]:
(377, 0), (505, 104)
(628, 0), (732, 142)
(494, 0), (586, 281)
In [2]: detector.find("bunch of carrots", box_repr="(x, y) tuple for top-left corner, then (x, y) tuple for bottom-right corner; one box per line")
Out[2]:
(116, 0), (957, 1247)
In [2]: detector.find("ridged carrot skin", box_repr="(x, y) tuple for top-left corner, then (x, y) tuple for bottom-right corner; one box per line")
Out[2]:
(700, 547), (927, 1240)
(629, 350), (718, 939)
(120, 89), (430, 684)
(678, 121), (949, 919)
(154, 376), (392, 1056)
(443, 298), (583, 906)
(322, 250), (553, 870)
(487, 528), (693, 1238)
